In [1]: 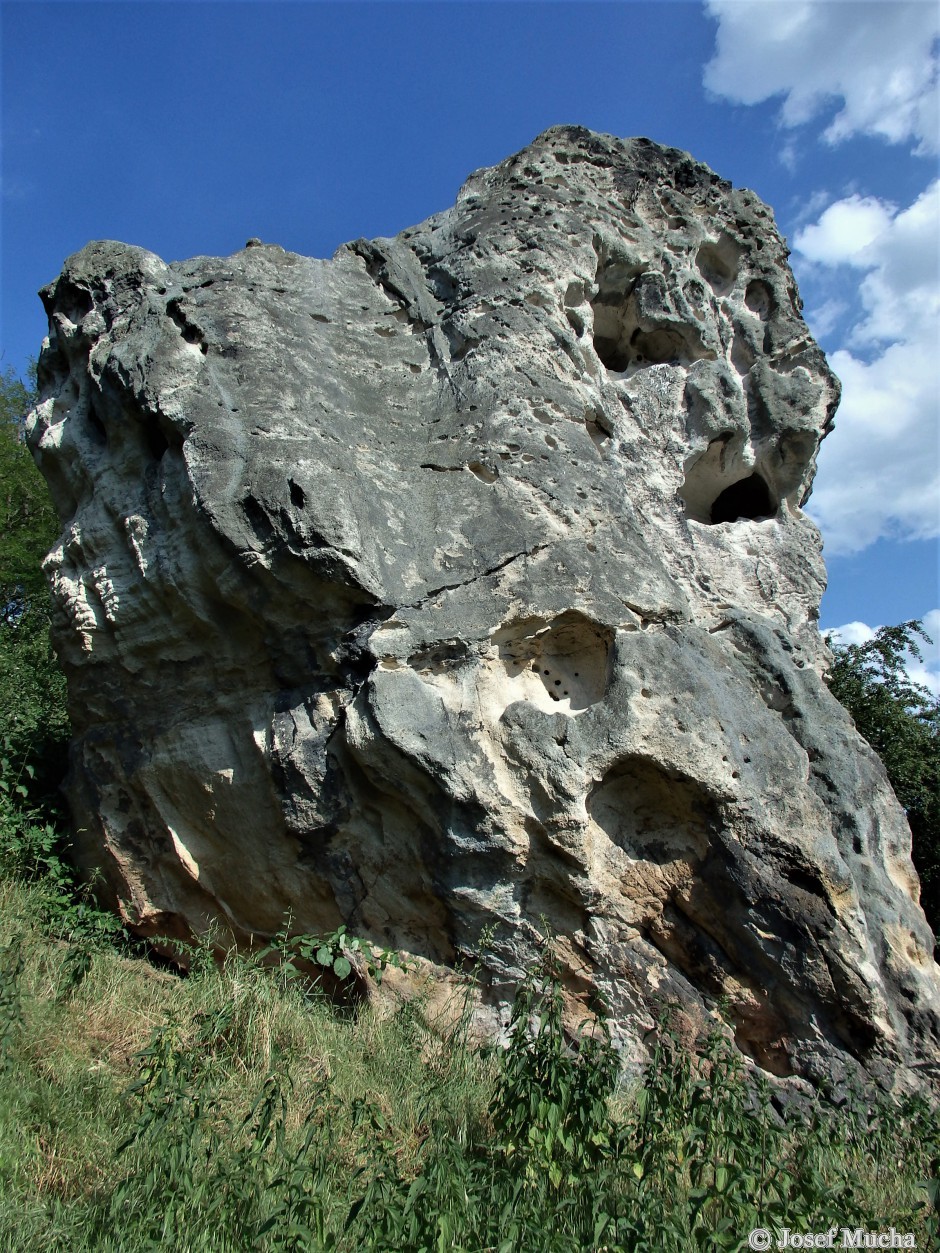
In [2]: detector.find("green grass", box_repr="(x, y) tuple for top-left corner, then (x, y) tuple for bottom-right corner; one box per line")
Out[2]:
(0, 868), (938, 1253)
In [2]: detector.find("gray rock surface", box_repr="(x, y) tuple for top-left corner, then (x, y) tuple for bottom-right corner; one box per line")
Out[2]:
(28, 126), (940, 1093)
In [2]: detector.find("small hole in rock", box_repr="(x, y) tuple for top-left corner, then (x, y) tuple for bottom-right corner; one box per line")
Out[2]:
(745, 279), (774, 320)
(289, 479), (306, 509)
(145, 423), (169, 462)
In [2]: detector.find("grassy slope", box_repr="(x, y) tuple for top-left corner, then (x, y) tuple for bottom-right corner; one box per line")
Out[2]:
(1, 870), (938, 1253)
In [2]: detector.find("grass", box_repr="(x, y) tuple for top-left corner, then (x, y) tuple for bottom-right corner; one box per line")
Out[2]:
(0, 870), (938, 1253)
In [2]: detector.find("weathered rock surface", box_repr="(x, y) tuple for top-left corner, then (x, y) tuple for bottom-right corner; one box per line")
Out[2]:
(28, 126), (940, 1093)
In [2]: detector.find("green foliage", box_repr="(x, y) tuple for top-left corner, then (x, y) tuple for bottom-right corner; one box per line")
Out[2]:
(103, 1019), (342, 1251)
(0, 366), (109, 964)
(0, 937), (25, 1071)
(1, 735), (126, 953)
(0, 366), (69, 808)
(0, 886), (936, 1250)
(260, 919), (412, 989)
(490, 948), (618, 1190)
(0, 362), (54, 614)
(825, 621), (940, 946)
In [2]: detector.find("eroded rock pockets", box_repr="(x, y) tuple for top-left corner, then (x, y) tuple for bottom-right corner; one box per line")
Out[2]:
(491, 611), (615, 715)
(591, 257), (716, 374)
(680, 436), (778, 525)
(587, 756), (714, 866)
(584, 756), (891, 1080)
(587, 208), (833, 530)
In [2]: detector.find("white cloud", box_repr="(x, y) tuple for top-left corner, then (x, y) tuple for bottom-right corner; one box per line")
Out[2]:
(796, 182), (939, 553)
(827, 620), (876, 649)
(704, 0), (940, 154)
(794, 195), (896, 266)
(851, 183), (940, 345)
(826, 609), (940, 698)
(801, 296), (848, 339)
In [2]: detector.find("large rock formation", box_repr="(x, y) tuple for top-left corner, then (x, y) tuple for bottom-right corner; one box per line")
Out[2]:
(28, 126), (940, 1094)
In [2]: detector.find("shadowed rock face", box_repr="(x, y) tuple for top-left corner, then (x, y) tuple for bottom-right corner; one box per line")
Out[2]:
(28, 126), (940, 1095)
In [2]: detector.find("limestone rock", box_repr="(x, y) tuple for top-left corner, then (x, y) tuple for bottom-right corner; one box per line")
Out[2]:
(28, 126), (940, 1094)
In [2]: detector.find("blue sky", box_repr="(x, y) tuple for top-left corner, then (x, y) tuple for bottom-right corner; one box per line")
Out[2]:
(2, 1), (938, 686)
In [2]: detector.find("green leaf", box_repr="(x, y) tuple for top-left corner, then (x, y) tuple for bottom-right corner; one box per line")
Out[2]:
(332, 955), (352, 979)
(316, 945), (333, 966)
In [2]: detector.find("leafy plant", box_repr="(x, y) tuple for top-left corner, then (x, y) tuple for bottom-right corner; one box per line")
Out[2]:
(0, 363), (54, 617)
(98, 997), (351, 1250)
(260, 918), (412, 990)
(0, 366), (69, 824)
(0, 750), (126, 955)
(490, 946), (619, 1190)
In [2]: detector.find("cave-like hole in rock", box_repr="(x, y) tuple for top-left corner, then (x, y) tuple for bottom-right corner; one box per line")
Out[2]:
(289, 478), (307, 509)
(493, 610), (613, 713)
(58, 282), (94, 325)
(745, 279), (774, 320)
(631, 327), (688, 366)
(590, 256), (643, 371)
(85, 400), (108, 447)
(591, 259), (711, 373)
(710, 474), (774, 523)
(144, 422), (170, 462)
(587, 757), (715, 865)
(696, 236), (740, 295)
(593, 334), (629, 372)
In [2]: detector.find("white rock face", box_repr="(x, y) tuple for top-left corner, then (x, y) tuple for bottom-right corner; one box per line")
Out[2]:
(28, 127), (940, 1094)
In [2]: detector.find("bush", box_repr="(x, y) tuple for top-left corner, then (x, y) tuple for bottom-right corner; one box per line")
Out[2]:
(0, 365), (69, 809)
